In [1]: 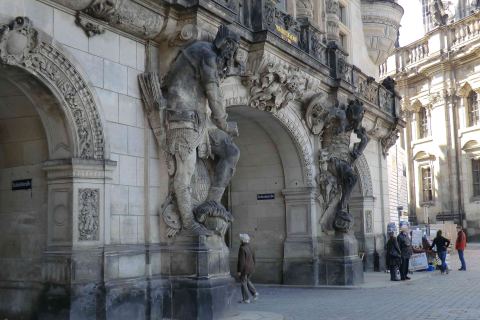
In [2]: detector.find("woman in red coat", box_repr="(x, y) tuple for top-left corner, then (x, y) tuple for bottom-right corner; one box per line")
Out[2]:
(456, 225), (467, 271)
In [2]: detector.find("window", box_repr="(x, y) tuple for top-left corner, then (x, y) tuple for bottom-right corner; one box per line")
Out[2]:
(421, 166), (433, 202)
(340, 33), (347, 49)
(338, 3), (347, 25)
(473, 159), (480, 197)
(422, 0), (432, 31)
(467, 91), (479, 127)
(418, 107), (430, 139)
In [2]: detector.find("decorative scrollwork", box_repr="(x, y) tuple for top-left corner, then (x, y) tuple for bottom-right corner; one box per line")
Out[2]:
(0, 17), (106, 160)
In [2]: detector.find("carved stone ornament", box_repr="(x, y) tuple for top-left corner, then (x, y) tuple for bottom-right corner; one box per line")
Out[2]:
(78, 188), (100, 241)
(305, 93), (329, 135)
(245, 62), (306, 112)
(0, 17), (105, 160)
(75, 12), (105, 38)
(381, 127), (400, 157)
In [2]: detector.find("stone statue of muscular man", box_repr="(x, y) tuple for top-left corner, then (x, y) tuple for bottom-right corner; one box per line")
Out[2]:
(139, 25), (241, 236)
(320, 99), (369, 233)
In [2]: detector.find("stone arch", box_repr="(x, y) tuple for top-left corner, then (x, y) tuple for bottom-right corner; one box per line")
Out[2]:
(0, 16), (107, 160)
(413, 150), (436, 161)
(354, 154), (373, 198)
(222, 77), (315, 187)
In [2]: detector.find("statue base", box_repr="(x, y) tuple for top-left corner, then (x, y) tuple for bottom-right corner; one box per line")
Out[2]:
(161, 233), (235, 320)
(318, 233), (364, 286)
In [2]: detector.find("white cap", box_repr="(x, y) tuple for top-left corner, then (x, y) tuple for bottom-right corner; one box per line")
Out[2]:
(239, 233), (250, 243)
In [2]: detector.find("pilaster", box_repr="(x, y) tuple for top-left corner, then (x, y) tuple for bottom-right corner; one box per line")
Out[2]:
(282, 187), (318, 285)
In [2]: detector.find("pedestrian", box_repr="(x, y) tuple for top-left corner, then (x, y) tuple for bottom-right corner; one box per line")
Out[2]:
(397, 222), (413, 280)
(237, 233), (258, 303)
(430, 230), (451, 274)
(455, 225), (467, 271)
(386, 230), (402, 281)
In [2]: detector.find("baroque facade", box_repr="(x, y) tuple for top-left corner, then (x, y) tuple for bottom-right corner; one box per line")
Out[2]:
(0, 0), (402, 319)
(382, 0), (480, 239)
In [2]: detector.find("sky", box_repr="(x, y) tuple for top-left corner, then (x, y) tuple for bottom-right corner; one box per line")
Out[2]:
(397, 0), (425, 47)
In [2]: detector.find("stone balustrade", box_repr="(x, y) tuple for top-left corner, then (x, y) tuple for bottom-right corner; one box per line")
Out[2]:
(380, 11), (480, 77)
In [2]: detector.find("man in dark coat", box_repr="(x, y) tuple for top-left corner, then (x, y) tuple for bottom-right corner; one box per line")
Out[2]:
(237, 233), (258, 303)
(397, 222), (413, 280)
(386, 231), (402, 281)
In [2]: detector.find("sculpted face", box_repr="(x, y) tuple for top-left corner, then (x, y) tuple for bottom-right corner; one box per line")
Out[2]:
(217, 39), (239, 79)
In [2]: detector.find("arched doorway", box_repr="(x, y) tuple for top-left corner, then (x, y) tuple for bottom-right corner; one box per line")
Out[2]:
(226, 106), (317, 284)
(349, 155), (376, 271)
(0, 76), (49, 318)
(0, 16), (109, 317)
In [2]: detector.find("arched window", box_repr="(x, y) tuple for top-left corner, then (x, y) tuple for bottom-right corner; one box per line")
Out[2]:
(467, 91), (479, 127)
(473, 158), (480, 197)
(421, 166), (433, 202)
(418, 107), (430, 139)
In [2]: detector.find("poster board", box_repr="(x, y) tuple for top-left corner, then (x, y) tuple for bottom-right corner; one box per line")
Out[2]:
(409, 252), (428, 271)
(412, 229), (423, 247)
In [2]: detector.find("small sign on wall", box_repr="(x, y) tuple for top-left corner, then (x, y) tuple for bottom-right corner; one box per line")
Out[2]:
(12, 179), (32, 191)
(257, 193), (275, 200)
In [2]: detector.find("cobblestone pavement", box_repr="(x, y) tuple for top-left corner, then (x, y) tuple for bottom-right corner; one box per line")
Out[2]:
(230, 245), (480, 320)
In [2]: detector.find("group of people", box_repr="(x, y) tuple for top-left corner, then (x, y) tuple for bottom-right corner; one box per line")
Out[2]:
(386, 223), (467, 281)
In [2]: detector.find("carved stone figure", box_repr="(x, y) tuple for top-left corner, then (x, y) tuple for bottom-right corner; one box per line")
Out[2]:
(78, 188), (100, 241)
(315, 99), (369, 233)
(430, 0), (448, 26)
(139, 25), (241, 237)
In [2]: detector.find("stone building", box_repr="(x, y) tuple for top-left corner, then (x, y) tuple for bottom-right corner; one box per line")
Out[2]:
(381, 0), (480, 238)
(0, 0), (402, 319)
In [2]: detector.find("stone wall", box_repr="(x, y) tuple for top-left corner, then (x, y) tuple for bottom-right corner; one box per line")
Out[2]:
(0, 0), (401, 318)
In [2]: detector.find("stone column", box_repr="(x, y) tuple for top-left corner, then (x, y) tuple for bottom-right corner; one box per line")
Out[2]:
(325, 0), (340, 43)
(282, 187), (318, 285)
(41, 158), (116, 319)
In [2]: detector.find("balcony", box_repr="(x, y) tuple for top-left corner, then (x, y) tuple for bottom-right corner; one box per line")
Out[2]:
(380, 11), (480, 78)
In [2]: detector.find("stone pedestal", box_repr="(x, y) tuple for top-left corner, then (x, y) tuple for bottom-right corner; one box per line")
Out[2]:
(161, 234), (235, 320)
(319, 233), (364, 285)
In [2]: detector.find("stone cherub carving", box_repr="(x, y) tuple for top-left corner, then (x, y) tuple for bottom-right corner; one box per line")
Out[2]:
(309, 98), (369, 233)
(139, 25), (241, 237)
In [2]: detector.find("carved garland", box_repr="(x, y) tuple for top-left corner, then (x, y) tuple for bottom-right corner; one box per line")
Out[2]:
(0, 17), (105, 160)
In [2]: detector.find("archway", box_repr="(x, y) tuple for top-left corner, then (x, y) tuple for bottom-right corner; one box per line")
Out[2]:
(0, 16), (109, 318)
(349, 155), (375, 271)
(226, 106), (314, 284)
(0, 76), (50, 318)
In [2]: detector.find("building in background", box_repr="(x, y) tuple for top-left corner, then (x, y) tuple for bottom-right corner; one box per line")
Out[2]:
(0, 0), (403, 318)
(382, 0), (480, 239)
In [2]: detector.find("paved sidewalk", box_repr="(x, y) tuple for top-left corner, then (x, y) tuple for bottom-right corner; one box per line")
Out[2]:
(228, 246), (480, 320)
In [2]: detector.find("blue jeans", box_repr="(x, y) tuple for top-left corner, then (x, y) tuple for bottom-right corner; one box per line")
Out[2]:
(458, 250), (466, 270)
(438, 251), (447, 272)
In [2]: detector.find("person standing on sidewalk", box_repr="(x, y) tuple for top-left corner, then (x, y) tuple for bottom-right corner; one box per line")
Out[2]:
(237, 233), (258, 303)
(455, 225), (467, 271)
(386, 230), (402, 281)
(397, 222), (413, 280)
(430, 230), (451, 274)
